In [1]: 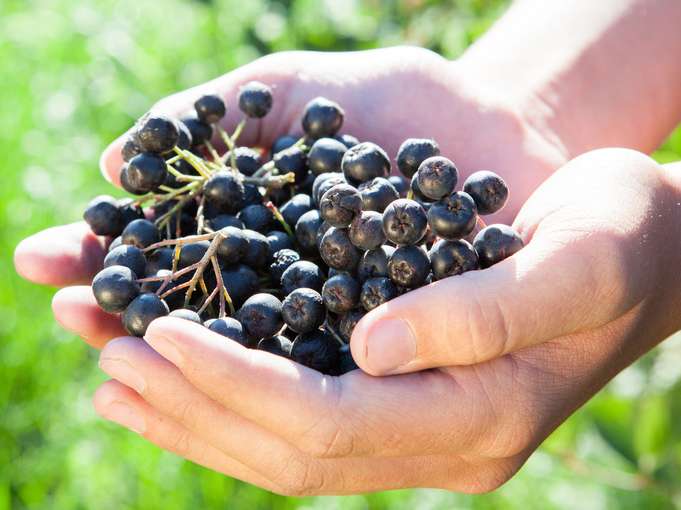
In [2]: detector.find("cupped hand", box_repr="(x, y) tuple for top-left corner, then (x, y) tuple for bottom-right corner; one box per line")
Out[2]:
(30, 149), (681, 496)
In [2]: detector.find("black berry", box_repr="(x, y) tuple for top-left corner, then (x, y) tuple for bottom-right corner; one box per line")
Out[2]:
(181, 116), (213, 147)
(427, 191), (478, 240)
(294, 210), (323, 254)
(236, 293), (284, 342)
(121, 219), (160, 249)
(416, 156), (458, 200)
(358, 177), (399, 212)
(238, 81), (273, 118)
(258, 335), (293, 357)
(92, 265), (140, 313)
(322, 273), (360, 314)
(207, 317), (248, 346)
(169, 309), (202, 324)
(341, 142), (390, 184)
(429, 239), (479, 280)
(307, 137), (347, 175)
(360, 277), (398, 311)
(237, 204), (273, 233)
(136, 114), (179, 154)
(104, 245), (147, 278)
(462, 170), (509, 215)
(396, 138), (440, 178)
(291, 330), (340, 374)
(301, 97), (344, 139)
(126, 153), (167, 193)
(122, 293), (169, 337)
(319, 183), (363, 228)
(357, 245), (395, 281)
(270, 249), (301, 283)
(382, 199), (428, 246)
(280, 260), (325, 295)
(83, 195), (124, 237)
(473, 224), (524, 268)
(349, 211), (385, 250)
(388, 245), (431, 288)
(203, 171), (245, 214)
(282, 288), (325, 333)
(319, 227), (361, 271)
(194, 94), (226, 124)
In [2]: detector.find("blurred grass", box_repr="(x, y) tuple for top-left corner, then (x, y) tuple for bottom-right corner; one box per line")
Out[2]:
(1, 0), (681, 508)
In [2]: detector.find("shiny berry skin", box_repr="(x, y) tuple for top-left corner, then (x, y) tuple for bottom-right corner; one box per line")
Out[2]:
(242, 183), (264, 206)
(429, 239), (479, 280)
(270, 249), (301, 282)
(319, 183), (363, 228)
(349, 211), (385, 250)
(169, 308), (202, 324)
(104, 245), (147, 277)
(108, 236), (123, 252)
(117, 198), (145, 227)
(209, 214), (244, 230)
(341, 142), (390, 184)
(237, 204), (273, 233)
(473, 224), (524, 268)
(266, 231), (293, 260)
(206, 317), (248, 346)
(322, 273), (360, 314)
(273, 146), (308, 183)
(136, 114), (179, 154)
(396, 138), (440, 178)
(280, 193), (312, 227)
(194, 94), (226, 124)
(92, 265), (140, 313)
(122, 293), (169, 337)
(175, 121), (193, 150)
(120, 164), (146, 196)
(83, 195), (124, 237)
(427, 191), (478, 240)
(388, 175), (408, 197)
(282, 288), (325, 333)
(126, 153), (167, 193)
(121, 135), (142, 162)
(307, 137), (347, 175)
(357, 245), (395, 281)
(236, 293), (284, 342)
(319, 227), (361, 271)
(258, 335), (293, 357)
(294, 210), (323, 254)
(360, 277), (398, 311)
(462, 170), (509, 215)
(416, 156), (458, 200)
(241, 229), (270, 269)
(338, 309), (365, 343)
(178, 241), (209, 268)
(203, 171), (245, 214)
(409, 173), (433, 203)
(382, 199), (428, 246)
(358, 177), (399, 212)
(145, 248), (174, 275)
(271, 134), (298, 156)
(301, 97), (344, 139)
(388, 245), (431, 288)
(238, 81), (273, 118)
(224, 146), (261, 176)
(291, 330), (340, 373)
(335, 133), (359, 149)
(220, 265), (260, 308)
(121, 219), (160, 249)
(181, 116), (213, 146)
(281, 260), (325, 295)
(312, 172), (346, 206)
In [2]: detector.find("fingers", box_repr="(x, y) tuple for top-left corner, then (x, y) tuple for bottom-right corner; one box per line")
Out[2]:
(52, 286), (126, 348)
(100, 55), (299, 185)
(93, 380), (281, 492)
(14, 222), (106, 287)
(97, 337), (490, 494)
(141, 318), (496, 459)
(350, 229), (639, 375)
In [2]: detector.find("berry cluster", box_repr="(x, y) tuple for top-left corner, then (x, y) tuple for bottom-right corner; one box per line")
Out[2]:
(84, 83), (523, 375)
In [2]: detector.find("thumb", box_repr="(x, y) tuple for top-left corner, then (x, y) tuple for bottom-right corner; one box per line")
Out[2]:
(100, 55), (298, 186)
(350, 228), (639, 375)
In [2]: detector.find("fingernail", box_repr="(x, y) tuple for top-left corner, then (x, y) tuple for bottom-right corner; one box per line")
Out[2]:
(99, 359), (147, 394)
(365, 318), (416, 374)
(100, 401), (146, 434)
(144, 333), (183, 366)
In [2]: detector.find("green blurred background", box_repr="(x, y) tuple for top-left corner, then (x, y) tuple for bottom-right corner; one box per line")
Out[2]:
(2, 0), (681, 508)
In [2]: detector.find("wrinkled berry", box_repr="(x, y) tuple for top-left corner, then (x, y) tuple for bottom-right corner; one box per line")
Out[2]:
(360, 277), (398, 311)
(319, 227), (361, 271)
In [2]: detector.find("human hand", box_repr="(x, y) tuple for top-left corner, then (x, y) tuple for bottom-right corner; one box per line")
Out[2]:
(38, 149), (681, 496)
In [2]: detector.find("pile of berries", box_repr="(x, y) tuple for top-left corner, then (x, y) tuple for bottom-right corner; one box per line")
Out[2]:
(84, 82), (523, 375)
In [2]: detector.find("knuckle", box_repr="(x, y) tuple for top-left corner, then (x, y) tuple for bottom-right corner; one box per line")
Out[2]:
(170, 398), (200, 430)
(167, 428), (194, 458)
(464, 287), (512, 363)
(277, 457), (326, 496)
(458, 461), (519, 494)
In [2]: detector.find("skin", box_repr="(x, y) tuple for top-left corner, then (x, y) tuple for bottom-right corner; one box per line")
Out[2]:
(12, 0), (681, 496)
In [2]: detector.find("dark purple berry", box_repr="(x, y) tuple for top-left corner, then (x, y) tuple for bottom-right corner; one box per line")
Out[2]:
(388, 175), (408, 197)
(203, 171), (245, 214)
(220, 265), (260, 308)
(126, 153), (167, 193)
(209, 214), (244, 230)
(382, 199), (428, 246)
(194, 94), (226, 124)
(319, 227), (361, 271)
(181, 116), (213, 146)
(241, 229), (270, 269)
(175, 121), (193, 150)
(335, 133), (359, 149)
(136, 114), (179, 154)
(92, 265), (140, 313)
(237, 204), (273, 233)
(429, 239), (479, 280)
(358, 177), (399, 212)
(349, 210), (385, 250)
(319, 183), (363, 228)
(338, 309), (365, 343)
(169, 309), (202, 324)
(307, 137), (347, 175)
(336, 344), (359, 374)
(280, 193), (312, 227)
(388, 245), (431, 288)
(84, 195), (124, 237)
(271, 134), (298, 156)
(224, 146), (261, 176)
(396, 138), (440, 178)
(473, 224), (524, 268)
(463, 170), (509, 215)
(416, 156), (458, 200)
(301, 97), (344, 139)
(291, 330), (340, 373)
(117, 198), (145, 227)
(312, 172), (346, 207)
(122, 293), (169, 337)
(121, 135), (142, 162)
(322, 273), (360, 314)
(121, 219), (160, 249)
(270, 249), (301, 282)
(357, 245), (395, 281)
(179, 241), (209, 268)
(360, 277), (398, 311)
(427, 191), (478, 240)
(104, 245), (147, 278)
(266, 231), (293, 260)
(281, 260), (325, 295)
(236, 293), (284, 342)
(207, 317), (248, 346)
(273, 146), (308, 183)
(145, 248), (174, 276)
(341, 142), (390, 184)
(258, 335), (293, 357)
(282, 288), (325, 333)
(294, 210), (323, 254)
(238, 81), (273, 118)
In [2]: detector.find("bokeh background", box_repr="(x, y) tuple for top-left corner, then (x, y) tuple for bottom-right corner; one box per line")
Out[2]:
(2, 0), (681, 508)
